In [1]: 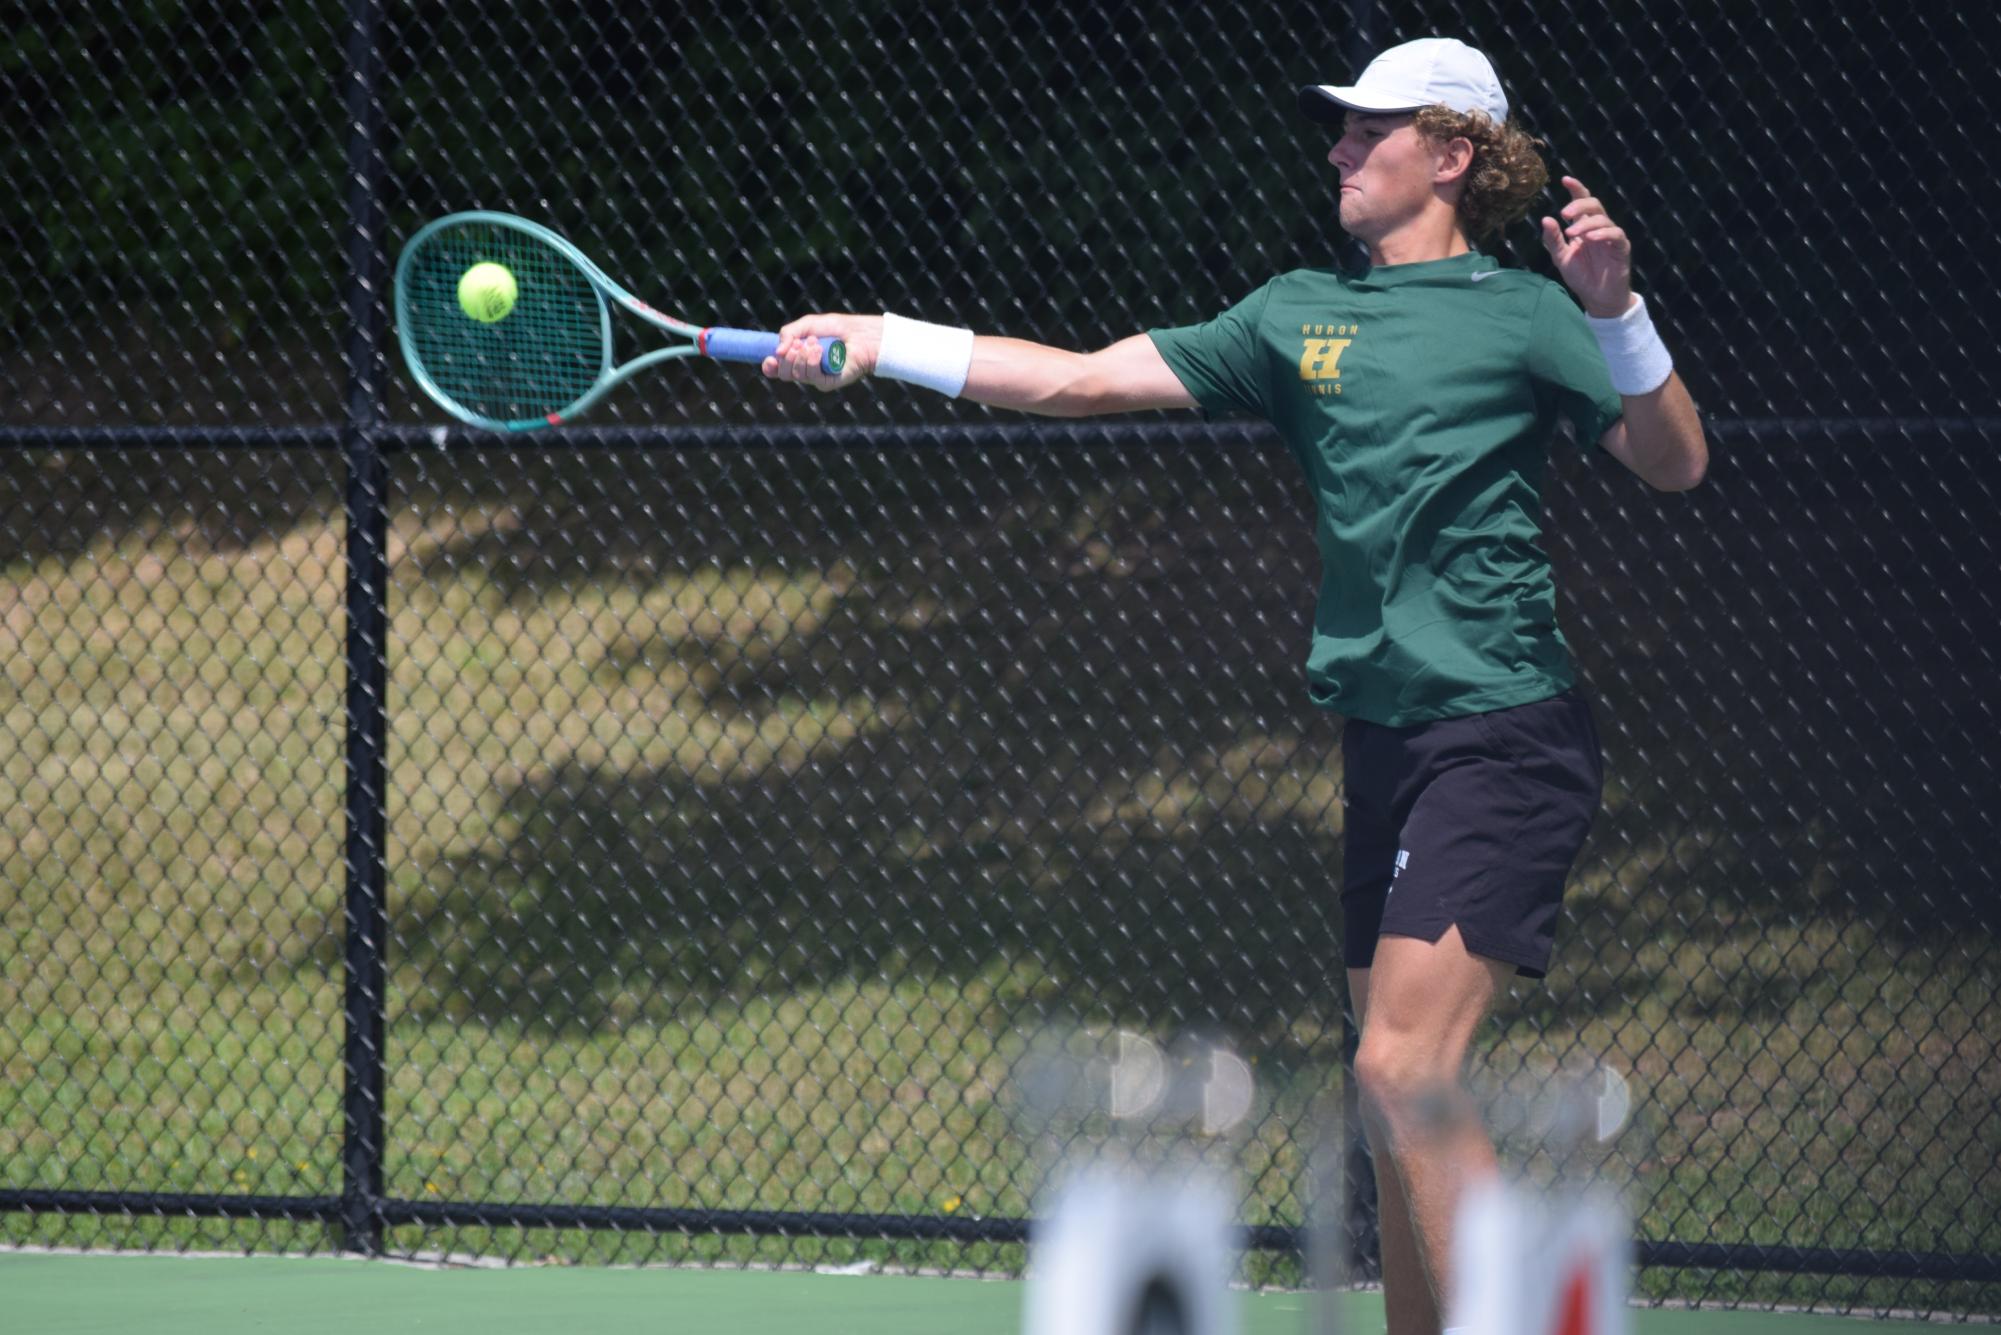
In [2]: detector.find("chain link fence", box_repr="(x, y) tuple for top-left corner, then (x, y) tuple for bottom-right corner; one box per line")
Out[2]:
(3, 0), (1997, 1319)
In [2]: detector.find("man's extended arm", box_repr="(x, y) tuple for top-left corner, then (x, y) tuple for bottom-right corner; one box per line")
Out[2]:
(762, 316), (1196, 417)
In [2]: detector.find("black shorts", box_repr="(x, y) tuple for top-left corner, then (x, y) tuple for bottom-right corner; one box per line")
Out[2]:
(1341, 688), (1604, 979)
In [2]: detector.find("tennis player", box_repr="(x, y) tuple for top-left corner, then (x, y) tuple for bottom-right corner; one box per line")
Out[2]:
(765, 36), (1704, 1335)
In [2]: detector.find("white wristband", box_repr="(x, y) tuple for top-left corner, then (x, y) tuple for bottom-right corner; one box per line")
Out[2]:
(1586, 293), (1675, 396)
(875, 312), (975, 397)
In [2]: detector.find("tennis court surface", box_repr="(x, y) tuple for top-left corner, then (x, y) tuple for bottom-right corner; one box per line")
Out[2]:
(5, 1251), (1948, 1335)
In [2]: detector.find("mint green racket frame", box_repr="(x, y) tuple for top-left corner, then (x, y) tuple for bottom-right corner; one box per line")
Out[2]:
(393, 211), (842, 432)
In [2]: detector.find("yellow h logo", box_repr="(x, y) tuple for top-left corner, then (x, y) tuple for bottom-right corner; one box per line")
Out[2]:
(1299, 337), (1351, 381)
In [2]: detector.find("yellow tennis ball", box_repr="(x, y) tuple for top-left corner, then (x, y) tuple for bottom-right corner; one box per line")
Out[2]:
(458, 262), (517, 323)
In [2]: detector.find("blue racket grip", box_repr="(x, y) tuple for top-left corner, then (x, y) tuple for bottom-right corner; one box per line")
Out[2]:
(700, 326), (847, 376)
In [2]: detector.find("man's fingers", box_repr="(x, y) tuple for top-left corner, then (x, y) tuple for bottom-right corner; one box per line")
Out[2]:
(1560, 226), (1624, 260)
(794, 339), (831, 383)
(778, 313), (845, 345)
(1540, 215), (1570, 256)
(767, 311), (878, 391)
(1557, 180), (1627, 240)
(1565, 215), (1624, 239)
(765, 336), (821, 383)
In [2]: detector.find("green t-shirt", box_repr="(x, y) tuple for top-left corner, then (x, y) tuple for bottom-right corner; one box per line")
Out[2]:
(1149, 250), (1622, 726)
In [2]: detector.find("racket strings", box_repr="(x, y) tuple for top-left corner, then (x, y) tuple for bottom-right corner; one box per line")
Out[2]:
(401, 222), (606, 423)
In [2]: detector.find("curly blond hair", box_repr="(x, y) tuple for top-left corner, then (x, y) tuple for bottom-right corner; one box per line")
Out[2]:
(1412, 106), (1550, 240)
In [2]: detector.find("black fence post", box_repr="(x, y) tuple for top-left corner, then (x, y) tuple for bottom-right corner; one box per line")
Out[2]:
(337, 0), (392, 1257)
(1337, 0), (1383, 1281)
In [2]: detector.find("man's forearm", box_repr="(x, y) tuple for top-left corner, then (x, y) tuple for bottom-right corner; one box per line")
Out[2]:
(959, 332), (1196, 416)
(959, 337), (1104, 416)
(1617, 372), (1708, 491)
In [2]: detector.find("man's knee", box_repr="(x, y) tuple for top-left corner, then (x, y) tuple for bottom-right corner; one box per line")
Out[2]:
(1353, 1032), (1463, 1138)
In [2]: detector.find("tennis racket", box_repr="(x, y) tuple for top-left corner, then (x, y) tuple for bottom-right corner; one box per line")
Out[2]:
(393, 211), (844, 431)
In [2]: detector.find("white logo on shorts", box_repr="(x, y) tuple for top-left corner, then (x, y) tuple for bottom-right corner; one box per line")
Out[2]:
(1390, 849), (1410, 893)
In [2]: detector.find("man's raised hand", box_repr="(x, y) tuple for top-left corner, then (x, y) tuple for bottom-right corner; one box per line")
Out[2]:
(1541, 177), (1635, 319)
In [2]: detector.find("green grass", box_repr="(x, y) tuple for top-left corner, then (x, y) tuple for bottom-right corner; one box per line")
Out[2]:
(1, 456), (1996, 1316)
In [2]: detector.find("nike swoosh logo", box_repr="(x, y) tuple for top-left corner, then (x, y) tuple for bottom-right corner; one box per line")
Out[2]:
(1469, 270), (1503, 282)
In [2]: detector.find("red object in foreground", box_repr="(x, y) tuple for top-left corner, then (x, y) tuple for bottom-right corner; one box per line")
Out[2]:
(1553, 1259), (1594, 1335)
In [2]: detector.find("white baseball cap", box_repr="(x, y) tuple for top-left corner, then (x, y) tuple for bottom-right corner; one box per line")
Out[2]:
(1298, 37), (1510, 125)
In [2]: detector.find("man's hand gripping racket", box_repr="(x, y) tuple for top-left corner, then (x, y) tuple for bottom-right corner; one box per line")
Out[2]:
(765, 314), (882, 391)
(394, 211), (846, 431)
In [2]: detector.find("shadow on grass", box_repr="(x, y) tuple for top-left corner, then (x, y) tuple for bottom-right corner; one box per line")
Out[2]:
(0, 447), (339, 568)
(386, 443), (1352, 1071)
(397, 742), (1348, 1040)
(371, 428), (2000, 1057)
(372, 428), (1984, 1056)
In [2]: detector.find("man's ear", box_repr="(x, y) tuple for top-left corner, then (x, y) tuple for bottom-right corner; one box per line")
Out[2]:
(1434, 135), (1476, 186)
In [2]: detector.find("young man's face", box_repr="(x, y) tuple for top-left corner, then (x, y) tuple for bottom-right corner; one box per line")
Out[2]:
(1327, 112), (1452, 244)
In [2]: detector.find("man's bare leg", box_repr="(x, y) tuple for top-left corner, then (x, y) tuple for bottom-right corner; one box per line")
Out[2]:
(1348, 965), (1440, 1335)
(1350, 927), (1512, 1333)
